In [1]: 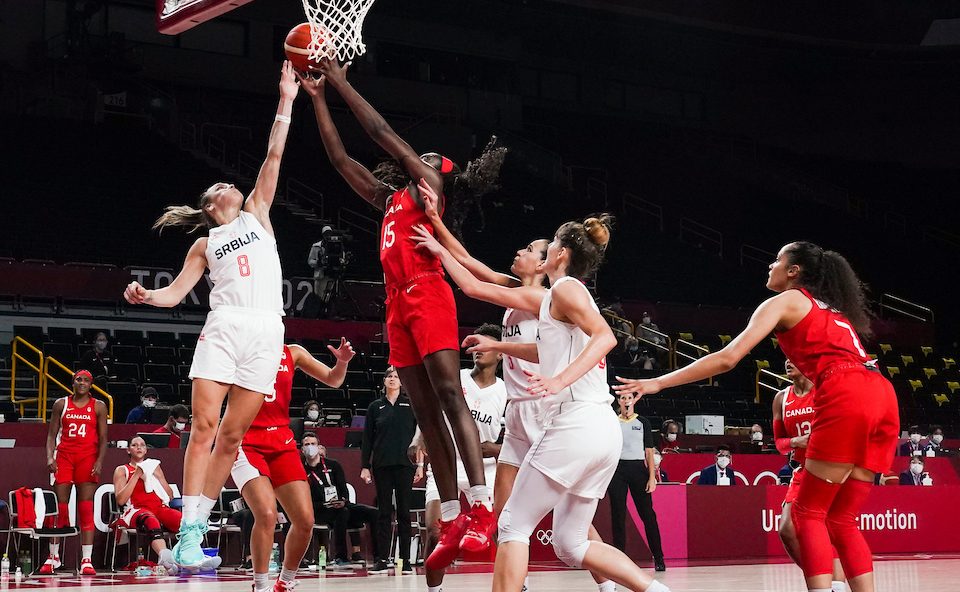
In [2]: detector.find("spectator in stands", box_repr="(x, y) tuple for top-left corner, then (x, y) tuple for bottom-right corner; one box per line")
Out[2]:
(651, 450), (669, 482)
(748, 423), (766, 450)
(899, 457), (933, 486)
(112, 436), (180, 574)
(303, 400), (321, 428)
(637, 312), (665, 346)
(360, 366), (417, 574)
(152, 405), (191, 448)
(78, 331), (112, 388)
(924, 425), (945, 455)
(696, 446), (737, 486)
(898, 425), (925, 457)
(660, 419), (682, 453)
(302, 432), (378, 567)
(125, 387), (160, 424)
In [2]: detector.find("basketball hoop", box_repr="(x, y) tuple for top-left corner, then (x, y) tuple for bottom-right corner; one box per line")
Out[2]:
(301, 0), (377, 62)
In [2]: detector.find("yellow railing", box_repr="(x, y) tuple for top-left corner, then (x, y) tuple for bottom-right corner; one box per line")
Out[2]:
(674, 339), (713, 385)
(756, 368), (788, 404)
(601, 310), (635, 341)
(43, 356), (114, 423)
(10, 336), (43, 419)
(636, 325), (673, 368)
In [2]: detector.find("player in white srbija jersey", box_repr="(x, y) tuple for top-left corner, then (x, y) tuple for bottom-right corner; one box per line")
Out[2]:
(413, 214), (668, 592)
(123, 61), (298, 571)
(410, 323), (506, 592)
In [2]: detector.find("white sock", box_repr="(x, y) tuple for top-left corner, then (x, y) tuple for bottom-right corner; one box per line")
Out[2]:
(598, 580), (616, 592)
(182, 495), (200, 523)
(523, 576), (530, 591)
(280, 567), (297, 583)
(832, 583), (847, 592)
(440, 501), (461, 522)
(49, 543), (60, 557)
(644, 582), (670, 592)
(81, 545), (93, 561)
(467, 485), (493, 511)
(428, 586), (442, 592)
(254, 572), (269, 589)
(197, 495), (217, 523)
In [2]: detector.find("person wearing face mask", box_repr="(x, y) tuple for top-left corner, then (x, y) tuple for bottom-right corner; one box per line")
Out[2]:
(749, 423), (766, 449)
(125, 387), (160, 424)
(607, 393), (666, 571)
(660, 419), (682, 453)
(78, 331), (113, 387)
(898, 425), (925, 457)
(302, 400), (322, 426)
(899, 458), (933, 486)
(650, 451), (669, 483)
(152, 405), (191, 449)
(696, 447), (737, 485)
(923, 425), (945, 456)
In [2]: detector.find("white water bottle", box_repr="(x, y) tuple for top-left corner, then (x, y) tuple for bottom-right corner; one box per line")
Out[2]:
(1, 553), (10, 577)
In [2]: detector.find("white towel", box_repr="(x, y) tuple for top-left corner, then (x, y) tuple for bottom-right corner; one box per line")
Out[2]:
(33, 487), (46, 529)
(137, 459), (170, 504)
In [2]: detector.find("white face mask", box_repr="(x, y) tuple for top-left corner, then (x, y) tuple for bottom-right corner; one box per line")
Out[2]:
(910, 433), (922, 444)
(666, 433), (677, 442)
(143, 400), (156, 408)
(653, 454), (662, 467)
(306, 409), (320, 421)
(716, 457), (731, 469)
(303, 445), (319, 458)
(910, 463), (924, 476)
(932, 434), (943, 444)
(174, 422), (186, 431)
(751, 432), (763, 442)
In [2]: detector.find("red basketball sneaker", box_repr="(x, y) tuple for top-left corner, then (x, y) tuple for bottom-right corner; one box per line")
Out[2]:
(424, 513), (472, 571)
(38, 554), (61, 575)
(459, 502), (495, 553)
(79, 558), (97, 576)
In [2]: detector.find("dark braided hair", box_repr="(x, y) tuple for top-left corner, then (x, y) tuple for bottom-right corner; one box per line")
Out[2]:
(783, 241), (874, 337)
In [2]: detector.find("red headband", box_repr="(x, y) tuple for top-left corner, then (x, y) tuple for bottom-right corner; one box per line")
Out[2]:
(439, 156), (454, 174)
(74, 369), (93, 380)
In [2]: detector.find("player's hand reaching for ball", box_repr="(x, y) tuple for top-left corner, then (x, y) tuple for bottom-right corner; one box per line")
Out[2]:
(295, 69), (326, 99)
(417, 177), (441, 222)
(279, 60), (300, 100)
(328, 337), (356, 363)
(612, 376), (662, 399)
(462, 334), (499, 354)
(124, 281), (150, 305)
(312, 58), (350, 86)
(410, 224), (445, 256)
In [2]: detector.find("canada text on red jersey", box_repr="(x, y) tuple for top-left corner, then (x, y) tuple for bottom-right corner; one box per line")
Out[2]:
(250, 344), (295, 429)
(776, 288), (869, 384)
(781, 385), (815, 465)
(379, 188), (443, 286)
(57, 396), (99, 453)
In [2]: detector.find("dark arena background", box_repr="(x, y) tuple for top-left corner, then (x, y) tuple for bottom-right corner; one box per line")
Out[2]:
(1, 1), (960, 591)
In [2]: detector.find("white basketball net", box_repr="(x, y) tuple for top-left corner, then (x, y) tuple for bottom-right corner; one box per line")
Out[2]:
(301, 0), (377, 62)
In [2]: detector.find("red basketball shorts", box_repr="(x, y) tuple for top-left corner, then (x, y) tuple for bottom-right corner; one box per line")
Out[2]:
(385, 274), (459, 368)
(232, 426), (306, 491)
(121, 505), (182, 533)
(805, 369), (899, 474)
(54, 449), (99, 485)
(783, 468), (804, 505)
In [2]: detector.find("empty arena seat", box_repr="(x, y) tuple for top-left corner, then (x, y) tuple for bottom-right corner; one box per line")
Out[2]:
(177, 384), (192, 405)
(147, 331), (180, 347)
(718, 334), (732, 346)
(885, 366), (901, 378)
(345, 370), (372, 389)
(145, 346), (177, 364)
(114, 330), (147, 345)
(13, 326), (45, 344)
(42, 342), (75, 363)
(113, 362), (141, 382)
(946, 381), (960, 394)
(923, 368), (938, 380)
(920, 345), (934, 358)
(111, 345), (142, 363)
(901, 355), (915, 367)
(349, 388), (377, 410)
(47, 327), (81, 343)
(178, 347), (195, 364)
(143, 364), (177, 384)
(177, 365), (192, 382)
(878, 343), (893, 355)
(369, 341), (389, 357)
(907, 379), (924, 393)
(755, 360), (771, 371)
(291, 387), (313, 404)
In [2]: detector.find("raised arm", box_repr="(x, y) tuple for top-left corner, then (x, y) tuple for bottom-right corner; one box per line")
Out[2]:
(244, 61), (300, 233)
(461, 334), (539, 363)
(418, 178), (519, 287)
(297, 70), (387, 210)
(411, 225), (543, 313)
(317, 60), (443, 195)
(289, 340), (355, 389)
(525, 281), (617, 396)
(124, 238), (207, 308)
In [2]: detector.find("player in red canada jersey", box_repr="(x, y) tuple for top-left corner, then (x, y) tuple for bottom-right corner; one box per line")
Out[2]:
(112, 436), (181, 575)
(231, 339), (354, 592)
(298, 58), (507, 567)
(43, 370), (108, 575)
(773, 360), (847, 591)
(616, 241), (898, 592)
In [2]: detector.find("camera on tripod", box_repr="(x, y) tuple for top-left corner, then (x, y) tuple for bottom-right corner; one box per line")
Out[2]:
(308, 225), (353, 279)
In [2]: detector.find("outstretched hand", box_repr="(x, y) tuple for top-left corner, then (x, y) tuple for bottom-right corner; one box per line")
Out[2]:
(328, 337), (356, 363)
(612, 376), (662, 398)
(295, 69), (325, 99)
(417, 177), (441, 222)
(310, 58), (350, 86)
(461, 334), (499, 354)
(410, 224), (445, 256)
(279, 60), (300, 100)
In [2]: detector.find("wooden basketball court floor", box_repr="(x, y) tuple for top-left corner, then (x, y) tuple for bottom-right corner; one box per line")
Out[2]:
(1, 556), (956, 592)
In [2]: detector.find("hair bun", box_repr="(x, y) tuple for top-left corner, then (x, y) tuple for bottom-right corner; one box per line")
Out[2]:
(583, 214), (613, 248)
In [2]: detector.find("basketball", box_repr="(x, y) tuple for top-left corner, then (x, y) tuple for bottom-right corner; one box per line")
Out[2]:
(284, 23), (332, 72)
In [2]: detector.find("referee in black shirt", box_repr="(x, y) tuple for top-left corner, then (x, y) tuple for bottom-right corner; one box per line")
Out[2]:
(608, 392), (666, 571)
(361, 367), (417, 573)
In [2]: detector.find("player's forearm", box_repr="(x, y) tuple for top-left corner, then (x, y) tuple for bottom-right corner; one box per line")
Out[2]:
(265, 97), (294, 159)
(496, 342), (539, 363)
(324, 359), (349, 388)
(326, 78), (392, 144)
(142, 286), (188, 308)
(311, 96), (349, 163)
(655, 350), (737, 390)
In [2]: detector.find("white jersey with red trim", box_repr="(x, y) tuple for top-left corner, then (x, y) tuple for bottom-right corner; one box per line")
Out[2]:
(501, 307), (541, 400)
(205, 211), (283, 314)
